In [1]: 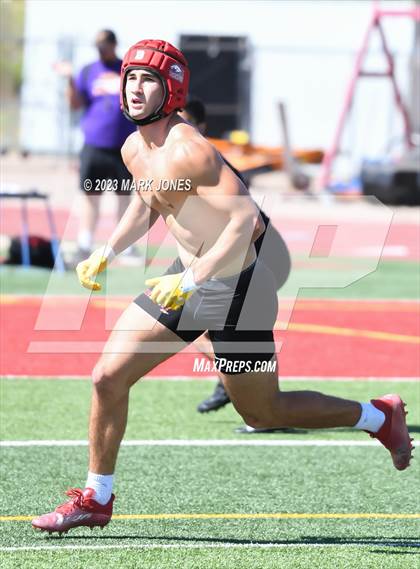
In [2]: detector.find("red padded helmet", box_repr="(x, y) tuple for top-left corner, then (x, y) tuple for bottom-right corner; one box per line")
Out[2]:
(120, 39), (189, 125)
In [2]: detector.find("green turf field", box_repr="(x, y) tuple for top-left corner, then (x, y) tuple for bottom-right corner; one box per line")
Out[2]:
(1, 378), (419, 568)
(1, 257), (419, 298)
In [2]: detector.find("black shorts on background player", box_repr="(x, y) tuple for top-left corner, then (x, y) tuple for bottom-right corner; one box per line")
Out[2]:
(80, 144), (132, 194)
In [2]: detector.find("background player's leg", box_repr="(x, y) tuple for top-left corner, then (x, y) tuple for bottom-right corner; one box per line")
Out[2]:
(194, 332), (231, 412)
(78, 192), (101, 252)
(116, 193), (131, 223)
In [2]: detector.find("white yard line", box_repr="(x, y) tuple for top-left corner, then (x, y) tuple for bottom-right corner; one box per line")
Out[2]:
(1, 542), (419, 553)
(2, 439), (417, 448)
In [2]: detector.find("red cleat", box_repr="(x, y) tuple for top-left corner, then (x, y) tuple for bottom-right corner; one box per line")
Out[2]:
(32, 488), (114, 535)
(368, 394), (414, 471)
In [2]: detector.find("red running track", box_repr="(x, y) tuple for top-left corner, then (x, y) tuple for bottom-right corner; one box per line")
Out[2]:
(1, 297), (418, 378)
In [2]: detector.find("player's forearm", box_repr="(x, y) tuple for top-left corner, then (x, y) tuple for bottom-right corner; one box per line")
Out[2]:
(191, 212), (258, 284)
(68, 93), (84, 111)
(67, 79), (84, 110)
(107, 197), (156, 256)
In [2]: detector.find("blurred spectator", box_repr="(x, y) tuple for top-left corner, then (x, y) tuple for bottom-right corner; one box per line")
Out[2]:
(179, 99), (207, 135)
(57, 30), (136, 262)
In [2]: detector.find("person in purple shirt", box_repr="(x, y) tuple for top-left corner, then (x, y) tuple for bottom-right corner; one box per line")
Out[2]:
(67, 30), (136, 260)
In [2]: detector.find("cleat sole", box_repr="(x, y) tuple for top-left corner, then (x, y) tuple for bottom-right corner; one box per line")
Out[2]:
(33, 521), (110, 535)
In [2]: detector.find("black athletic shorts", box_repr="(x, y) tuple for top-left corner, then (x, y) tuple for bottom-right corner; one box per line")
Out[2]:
(135, 257), (278, 375)
(80, 144), (132, 194)
(255, 210), (291, 290)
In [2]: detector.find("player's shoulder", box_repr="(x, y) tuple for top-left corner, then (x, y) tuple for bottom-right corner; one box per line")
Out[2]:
(167, 123), (220, 182)
(121, 131), (139, 165)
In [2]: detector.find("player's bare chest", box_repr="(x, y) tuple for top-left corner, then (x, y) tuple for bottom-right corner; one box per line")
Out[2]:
(127, 139), (193, 211)
(134, 166), (192, 213)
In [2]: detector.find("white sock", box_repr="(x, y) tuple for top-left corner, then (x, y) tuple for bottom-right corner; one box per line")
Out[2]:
(85, 471), (114, 505)
(353, 402), (385, 433)
(121, 245), (133, 256)
(78, 230), (93, 251)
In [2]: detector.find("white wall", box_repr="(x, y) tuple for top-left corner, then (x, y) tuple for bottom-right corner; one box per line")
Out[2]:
(21, 0), (415, 159)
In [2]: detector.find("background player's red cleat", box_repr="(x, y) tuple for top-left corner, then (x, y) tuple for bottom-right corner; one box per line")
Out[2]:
(368, 394), (414, 471)
(32, 488), (114, 535)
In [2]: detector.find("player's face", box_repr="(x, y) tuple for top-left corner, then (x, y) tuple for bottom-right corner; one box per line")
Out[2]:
(95, 32), (116, 62)
(125, 69), (164, 120)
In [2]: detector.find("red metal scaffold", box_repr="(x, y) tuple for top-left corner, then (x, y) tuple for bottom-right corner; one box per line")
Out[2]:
(317, 0), (420, 190)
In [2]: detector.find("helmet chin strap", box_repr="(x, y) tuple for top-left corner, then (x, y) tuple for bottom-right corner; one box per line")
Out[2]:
(123, 107), (167, 126)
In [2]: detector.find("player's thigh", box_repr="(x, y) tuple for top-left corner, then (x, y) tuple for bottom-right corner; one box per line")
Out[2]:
(96, 302), (186, 388)
(193, 331), (215, 360)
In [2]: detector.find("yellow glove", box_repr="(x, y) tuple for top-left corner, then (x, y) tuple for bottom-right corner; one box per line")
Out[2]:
(145, 268), (197, 310)
(76, 246), (115, 291)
